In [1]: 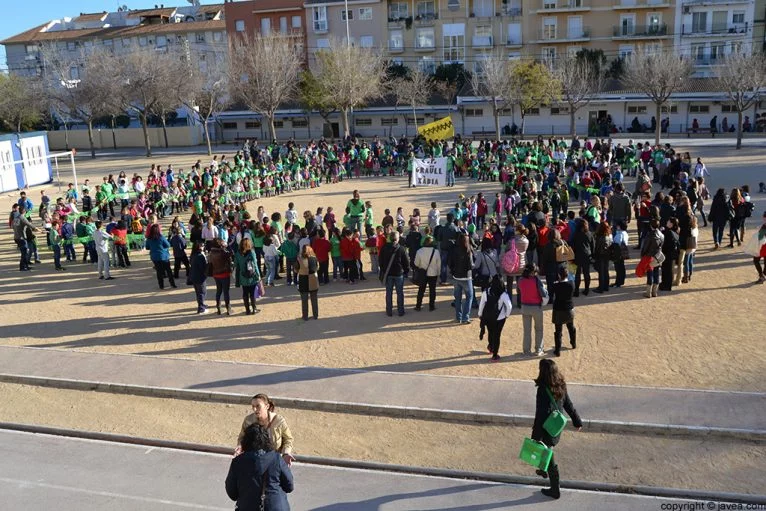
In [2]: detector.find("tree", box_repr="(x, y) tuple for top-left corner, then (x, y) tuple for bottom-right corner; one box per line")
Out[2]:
(116, 48), (178, 157)
(716, 50), (766, 149)
(0, 74), (43, 133)
(314, 38), (386, 138)
(470, 50), (516, 139)
(509, 60), (561, 138)
(228, 34), (303, 142)
(623, 50), (692, 145)
(575, 48), (608, 76)
(177, 54), (230, 157)
(299, 70), (337, 134)
(555, 54), (605, 136)
(150, 56), (185, 150)
(433, 63), (471, 106)
(39, 44), (122, 158)
(391, 67), (433, 133)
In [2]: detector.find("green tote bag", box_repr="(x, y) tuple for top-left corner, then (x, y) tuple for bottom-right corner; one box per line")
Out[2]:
(518, 438), (553, 471)
(542, 387), (568, 437)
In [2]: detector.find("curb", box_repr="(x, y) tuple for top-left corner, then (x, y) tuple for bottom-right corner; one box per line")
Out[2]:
(1, 422), (764, 506)
(3, 373), (765, 441)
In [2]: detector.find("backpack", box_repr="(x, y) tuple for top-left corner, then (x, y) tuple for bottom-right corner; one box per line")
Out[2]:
(501, 238), (520, 274)
(739, 201), (754, 218)
(243, 256), (256, 279)
(481, 291), (501, 323)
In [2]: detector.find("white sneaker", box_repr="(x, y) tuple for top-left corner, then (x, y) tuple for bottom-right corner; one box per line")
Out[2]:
(535, 350), (545, 357)
(199, 308), (210, 314)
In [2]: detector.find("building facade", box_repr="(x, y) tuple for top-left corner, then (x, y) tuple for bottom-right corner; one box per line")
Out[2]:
(223, 0), (307, 61)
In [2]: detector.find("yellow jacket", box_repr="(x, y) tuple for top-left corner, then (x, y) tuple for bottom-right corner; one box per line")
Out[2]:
(238, 412), (294, 455)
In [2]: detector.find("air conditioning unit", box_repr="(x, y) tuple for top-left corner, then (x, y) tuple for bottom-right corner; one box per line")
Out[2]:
(683, 6), (690, 14)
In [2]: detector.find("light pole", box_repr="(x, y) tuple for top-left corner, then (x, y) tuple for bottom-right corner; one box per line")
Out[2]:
(344, 0), (351, 46)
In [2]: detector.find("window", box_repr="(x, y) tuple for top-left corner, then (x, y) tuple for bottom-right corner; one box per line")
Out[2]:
(416, 28), (435, 49)
(465, 108), (484, 117)
(292, 15), (302, 28)
(292, 119), (308, 128)
(691, 44), (705, 62)
(732, 11), (745, 25)
(341, 9), (353, 21)
(473, 0), (493, 17)
(712, 10), (727, 33)
(567, 46), (581, 57)
(235, 20), (245, 32)
(389, 1), (408, 19)
(473, 26), (492, 46)
(156, 35), (167, 47)
(627, 106), (647, 113)
(359, 7), (372, 20)
(647, 13), (661, 29)
(245, 121), (261, 129)
(691, 12), (707, 34)
(711, 43), (725, 62)
(381, 118), (399, 126)
(550, 106), (570, 115)
(473, 54), (489, 77)
(498, 108), (513, 115)
(721, 104), (735, 113)
(138, 37), (148, 47)
(313, 6), (328, 32)
(261, 18), (271, 35)
(360, 36), (374, 48)
(542, 17), (557, 40)
(103, 39), (113, 47)
(355, 118), (372, 126)
(280, 17), (288, 33)
(406, 116), (424, 125)
(417, 1), (436, 17)
(316, 38), (330, 49)
(619, 44), (634, 59)
(507, 23), (522, 45)
(443, 24), (465, 63)
(214, 31), (223, 42)
(526, 108), (540, 115)
(419, 56), (436, 74)
(567, 16), (583, 39)
(689, 105), (710, 113)
(619, 14), (635, 36)
(272, 121), (284, 129)
(543, 0), (556, 9)
(389, 30), (404, 50)
(541, 46), (556, 63)
(222, 122), (238, 130)
(67, 41), (77, 50)
(122, 38), (131, 47)
(447, 0), (461, 11)
(25, 44), (39, 54)
(69, 66), (80, 80)
(661, 105), (678, 114)
(731, 41), (742, 54)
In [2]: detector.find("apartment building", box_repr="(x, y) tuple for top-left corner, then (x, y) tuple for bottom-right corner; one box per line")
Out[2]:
(2, 4), (228, 78)
(304, 0), (387, 68)
(674, 0), (755, 77)
(223, 0), (307, 61)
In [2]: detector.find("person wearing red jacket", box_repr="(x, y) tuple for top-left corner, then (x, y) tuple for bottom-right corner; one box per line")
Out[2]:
(476, 193), (488, 231)
(339, 229), (359, 284)
(311, 230), (332, 284)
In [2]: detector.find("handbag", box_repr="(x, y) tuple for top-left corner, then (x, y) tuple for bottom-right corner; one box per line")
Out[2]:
(518, 438), (553, 471)
(255, 280), (266, 298)
(555, 241), (575, 263)
(542, 387), (568, 437)
(414, 247), (436, 286)
(686, 236), (697, 251)
(649, 251), (665, 268)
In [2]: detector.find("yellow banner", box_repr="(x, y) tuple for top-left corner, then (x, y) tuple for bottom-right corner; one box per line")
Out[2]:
(418, 116), (455, 141)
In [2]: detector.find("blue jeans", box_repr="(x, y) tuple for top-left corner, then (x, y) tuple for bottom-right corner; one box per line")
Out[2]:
(712, 221), (725, 246)
(439, 249), (450, 283)
(265, 256), (277, 285)
(332, 255), (342, 279)
(447, 171), (455, 186)
(385, 275), (405, 315)
(453, 278), (474, 322)
(53, 244), (62, 269)
(646, 267), (660, 285)
(16, 239), (29, 270)
(684, 252), (695, 277)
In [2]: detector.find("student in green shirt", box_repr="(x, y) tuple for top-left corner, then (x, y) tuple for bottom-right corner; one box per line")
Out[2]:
(49, 219), (65, 271)
(330, 228), (342, 281)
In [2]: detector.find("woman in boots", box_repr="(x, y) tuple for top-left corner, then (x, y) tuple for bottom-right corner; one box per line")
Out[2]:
(641, 219), (664, 298)
(296, 245), (320, 321)
(551, 266), (576, 357)
(234, 237), (261, 315)
(208, 238), (234, 315)
(478, 275), (512, 362)
(658, 217), (680, 292)
(533, 359), (583, 500)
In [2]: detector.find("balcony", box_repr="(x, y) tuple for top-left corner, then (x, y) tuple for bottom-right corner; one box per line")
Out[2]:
(537, 0), (590, 13)
(681, 23), (749, 36)
(537, 27), (591, 42)
(693, 57), (724, 66)
(506, 36), (523, 47)
(613, 23), (669, 39)
(501, 4), (523, 17)
(313, 20), (328, 34)
(387, 17), (406, 28)
(414, 41), (436, 52)
(415, 12), (438, 26)
(682, 0), (750, 5)
(472, 35), (493, 47)
(612, 0), (671, 9)
(388, 41), (404, 53)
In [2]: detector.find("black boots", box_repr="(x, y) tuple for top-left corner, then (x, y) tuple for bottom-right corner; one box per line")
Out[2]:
(541, 463), (560, 499)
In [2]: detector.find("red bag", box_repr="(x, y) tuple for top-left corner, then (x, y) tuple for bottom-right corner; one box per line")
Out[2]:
(635, 255), (652, 278)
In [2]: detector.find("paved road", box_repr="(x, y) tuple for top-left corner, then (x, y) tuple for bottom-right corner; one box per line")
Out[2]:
(1, 346), (763, 434)
(0, 429), (713, 511)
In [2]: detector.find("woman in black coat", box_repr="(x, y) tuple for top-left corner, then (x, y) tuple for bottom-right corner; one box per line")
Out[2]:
(571, 219), (594, 296)
(533, 359), (583, 500)
(550, 266), (576, 357)
(707, 188), (729, 249)
(226, 424), (294, 511)
(658, 217), (680, 292)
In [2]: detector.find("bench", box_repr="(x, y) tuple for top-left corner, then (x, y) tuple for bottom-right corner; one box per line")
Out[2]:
(686, 127), (715, 138)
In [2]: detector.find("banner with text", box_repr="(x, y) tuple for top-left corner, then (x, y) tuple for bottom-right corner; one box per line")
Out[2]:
(417, 116), (455, 141)
(411, 157), (447, 187)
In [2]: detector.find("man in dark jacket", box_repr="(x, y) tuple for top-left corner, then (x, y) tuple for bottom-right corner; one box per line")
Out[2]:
(378, 232), (410, 317)
(437, 213), (459, 284)
(607, 184), (632, 227)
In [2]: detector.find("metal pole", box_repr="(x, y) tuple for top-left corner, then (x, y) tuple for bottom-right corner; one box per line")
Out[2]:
(55, 156), (61, 192)
(70, 151), (78, 194)
(344, 0), (351, 46)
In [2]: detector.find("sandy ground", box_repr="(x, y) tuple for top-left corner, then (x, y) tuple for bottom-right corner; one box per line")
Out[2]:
(1, 383), (762, 495)
(1, 142), (765, 391)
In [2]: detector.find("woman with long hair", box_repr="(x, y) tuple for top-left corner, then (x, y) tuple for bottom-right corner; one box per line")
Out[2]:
(208, 238), (234, 315)
(572, 219), (594, 297)
(592, 222), (613, 293)
(478, 275), (512, 361)
(533, 359), (583, 500)
(727, 187), (744, 247)
(235, 237), (261, 315)
(641, 218), (664, 298)
(683, 216), (699, 283)
(551, 266), (576, 356)
(518, 263), (546, 356)
(189, 241), (208, 314)
(144, 223), (175, 289)
(708, 188), (729, 250)
(505, 223), (529, 307)
(296, 244), (320, 321)
(658, 217), (680, 292)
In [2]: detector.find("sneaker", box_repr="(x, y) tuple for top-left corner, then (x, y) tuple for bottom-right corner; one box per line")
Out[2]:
(490, 355), (500, 362)
(461, 320), (472, 325)
(227, 306), (233, 316)
(535, 350), (545, 357)
(541, 488), (560, 500)
(98, 276), (104, 280)
(198, 308), (209, 314)
(105, 277), (116, 280)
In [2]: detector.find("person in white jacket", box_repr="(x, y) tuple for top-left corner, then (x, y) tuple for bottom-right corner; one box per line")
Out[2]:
(413, 237), (442, 311)
(93, 221), (115, 280)
(478, 275), (513, 361)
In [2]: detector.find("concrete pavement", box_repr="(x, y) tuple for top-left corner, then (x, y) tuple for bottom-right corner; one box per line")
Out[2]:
(0, 429), (722, 511)
(1, 346), (763, 437)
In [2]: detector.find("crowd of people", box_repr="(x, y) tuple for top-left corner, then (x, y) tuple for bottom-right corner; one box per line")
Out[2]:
(7, 134), (766, 504)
